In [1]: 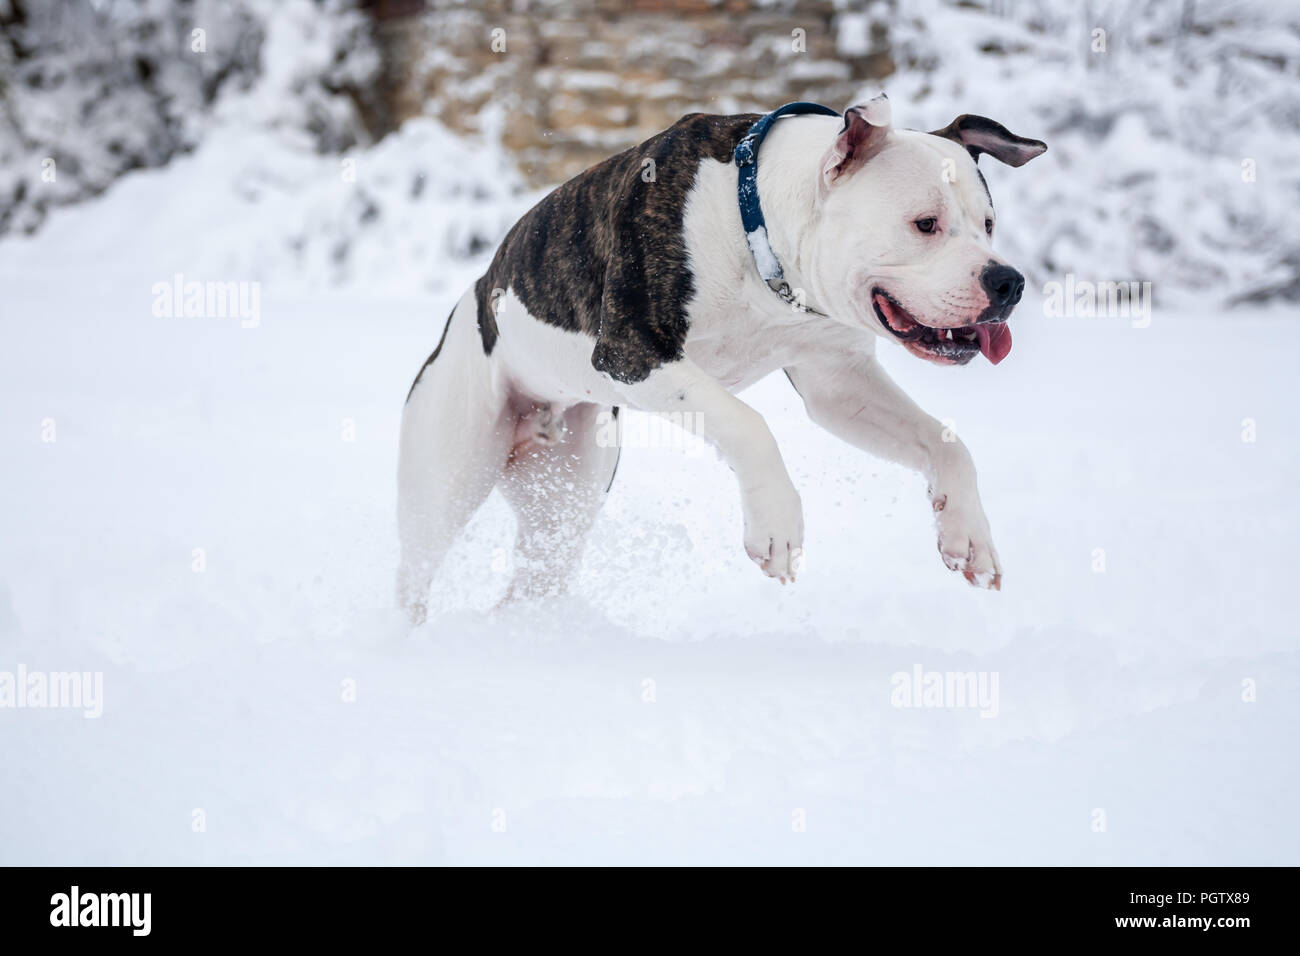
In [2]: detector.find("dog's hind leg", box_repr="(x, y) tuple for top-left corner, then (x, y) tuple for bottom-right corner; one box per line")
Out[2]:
(397, 293), (512, 624)
(498, 402), (620, 601)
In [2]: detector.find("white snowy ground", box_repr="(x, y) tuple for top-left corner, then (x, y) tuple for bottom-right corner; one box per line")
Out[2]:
(1, 133), (1298, 865)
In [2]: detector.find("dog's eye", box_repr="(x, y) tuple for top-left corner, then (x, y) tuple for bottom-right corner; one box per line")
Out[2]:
(914, 218), (937, 234)
(985, 218), (994, 235)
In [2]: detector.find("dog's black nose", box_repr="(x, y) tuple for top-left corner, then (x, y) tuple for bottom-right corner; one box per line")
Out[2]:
(981, 263), (1025, 309)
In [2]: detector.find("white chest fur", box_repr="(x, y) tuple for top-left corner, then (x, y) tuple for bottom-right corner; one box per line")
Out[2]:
(679, 154), (872, 392)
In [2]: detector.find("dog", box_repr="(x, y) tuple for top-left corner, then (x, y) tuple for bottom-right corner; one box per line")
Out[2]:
(396, 95), (1046, 623)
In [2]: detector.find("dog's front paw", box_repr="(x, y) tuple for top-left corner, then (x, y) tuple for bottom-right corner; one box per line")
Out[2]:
(933, 493), (1001, 590)
(743, 483), (805, 583)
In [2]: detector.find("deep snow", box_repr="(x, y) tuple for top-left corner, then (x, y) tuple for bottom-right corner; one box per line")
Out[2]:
(1, 118), (1297, 865)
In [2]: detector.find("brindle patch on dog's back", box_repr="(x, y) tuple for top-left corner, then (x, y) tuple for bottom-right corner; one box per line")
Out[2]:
(476, 112), (759, 383)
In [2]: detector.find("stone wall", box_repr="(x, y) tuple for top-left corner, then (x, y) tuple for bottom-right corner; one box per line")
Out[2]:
(365, 0), (895, 186)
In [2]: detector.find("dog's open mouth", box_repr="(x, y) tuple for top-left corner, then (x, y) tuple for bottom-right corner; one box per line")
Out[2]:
(871, 288), (1011, 365)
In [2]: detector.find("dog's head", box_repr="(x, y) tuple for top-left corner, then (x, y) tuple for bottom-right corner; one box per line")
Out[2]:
(808, 96), (1046, 366)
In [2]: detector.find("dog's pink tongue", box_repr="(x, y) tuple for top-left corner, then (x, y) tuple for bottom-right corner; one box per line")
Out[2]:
(975, 323), (1012, 365)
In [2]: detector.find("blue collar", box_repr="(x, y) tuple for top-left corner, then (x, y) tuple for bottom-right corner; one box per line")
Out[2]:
(734, 102), (840, 316)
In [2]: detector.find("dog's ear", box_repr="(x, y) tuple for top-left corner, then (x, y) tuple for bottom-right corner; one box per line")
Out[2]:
(929, 114), (1047, 167)
(821, 94), (892, 187)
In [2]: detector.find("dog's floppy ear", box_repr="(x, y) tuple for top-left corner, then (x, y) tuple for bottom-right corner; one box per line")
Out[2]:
(821, 94), (892, 187)
(929, 114), (1046, 167)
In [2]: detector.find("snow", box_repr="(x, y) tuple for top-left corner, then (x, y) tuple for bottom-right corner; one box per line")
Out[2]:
(746, 225), (782, 281)
(1, 102), (1297, 864)
(836, 12), (872, 58)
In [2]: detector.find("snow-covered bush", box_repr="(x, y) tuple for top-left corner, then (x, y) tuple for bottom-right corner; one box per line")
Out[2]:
(862, 0), (1300, 305)
(181, 117), (531, 298)
(0, 0), (378, 236)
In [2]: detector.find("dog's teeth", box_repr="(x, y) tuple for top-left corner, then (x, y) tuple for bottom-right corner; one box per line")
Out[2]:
(944, 329), (953, 341)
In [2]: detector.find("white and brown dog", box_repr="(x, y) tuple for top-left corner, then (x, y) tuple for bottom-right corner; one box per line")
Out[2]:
(397, 95), (1046, 623)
